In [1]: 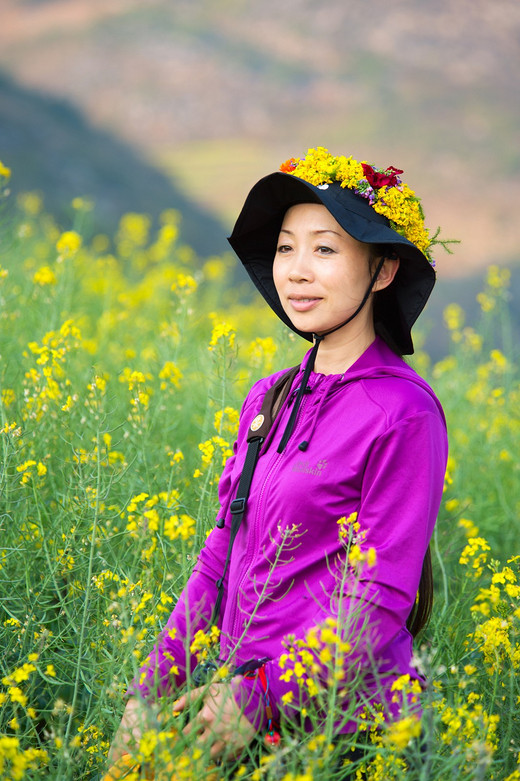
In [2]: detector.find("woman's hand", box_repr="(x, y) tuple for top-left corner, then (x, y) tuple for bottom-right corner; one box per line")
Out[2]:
(107, 697), (154, 765)
(173, 679), (256, 760)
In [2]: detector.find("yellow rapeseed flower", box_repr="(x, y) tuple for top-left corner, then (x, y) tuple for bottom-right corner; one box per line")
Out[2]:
(214, 406), (239, 436)
(293, 661), (305, 679)
(445, 498), (459, 512)
(487, 264), (510, 290)
(458, 518), (480, 538)
(168, 449), (184, 466)
(189, 626), (220, 661)
(8, 686), (28, 706)
(171, 272), (197, 294)
(159, 360), (183, 390)
(208, 319), (236, 351)
(71, 196), (94, 212)
(490, 349), (508, 371)
(306, 678), (319, 696)
(138, 730), (158, 761)
(163, 514), (195, 542)
(2, 662), (36, 685)
(246, 336), (277, 372)
(459, 537), (491, 578)
(198, 436), (233, 468)
(477, 292), (495, 313)
(33, 265), (57, 286)
(444, 303), (465, 332)
(56, 230), (82, 258)
(385, 715), (421, 750)
(203, 256), (229, 281)
(18, 191), (43, 215)
(118, 213), (151, 247)
(1, 388), (15, 407)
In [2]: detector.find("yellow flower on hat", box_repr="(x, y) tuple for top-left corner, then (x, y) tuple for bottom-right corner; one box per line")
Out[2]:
(280, 147), (433, 262)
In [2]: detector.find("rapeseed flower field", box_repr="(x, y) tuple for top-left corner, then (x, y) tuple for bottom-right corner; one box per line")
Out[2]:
(0, 164), (519, 779)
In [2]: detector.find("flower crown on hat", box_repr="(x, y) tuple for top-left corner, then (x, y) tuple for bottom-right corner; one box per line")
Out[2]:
(280, 147), (444, 267)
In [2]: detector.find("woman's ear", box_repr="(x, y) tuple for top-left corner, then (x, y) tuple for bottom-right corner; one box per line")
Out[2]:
(373, 256), (400, 292)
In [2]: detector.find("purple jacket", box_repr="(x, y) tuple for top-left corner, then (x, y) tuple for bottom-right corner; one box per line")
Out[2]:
(136, 337), (448, 731)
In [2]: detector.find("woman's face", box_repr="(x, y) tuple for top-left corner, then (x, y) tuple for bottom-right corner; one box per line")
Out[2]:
(273, 203), (378, 337)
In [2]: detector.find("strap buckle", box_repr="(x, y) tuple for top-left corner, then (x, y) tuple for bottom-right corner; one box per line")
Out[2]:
(230, 497), (246, 514)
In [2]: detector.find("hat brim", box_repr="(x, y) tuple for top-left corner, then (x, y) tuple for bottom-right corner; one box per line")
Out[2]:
(228, 172), (435, 355)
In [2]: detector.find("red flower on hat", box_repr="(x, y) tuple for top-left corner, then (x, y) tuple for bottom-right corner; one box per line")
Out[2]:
(361, 163), (403, 190)
(279, 158), (299, 173)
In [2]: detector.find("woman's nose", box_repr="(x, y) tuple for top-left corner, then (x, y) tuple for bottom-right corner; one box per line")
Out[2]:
(287, 250), (313, 282)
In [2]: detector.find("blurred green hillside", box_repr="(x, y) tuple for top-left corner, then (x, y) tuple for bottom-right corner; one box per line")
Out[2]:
(0, 73), (229, 258)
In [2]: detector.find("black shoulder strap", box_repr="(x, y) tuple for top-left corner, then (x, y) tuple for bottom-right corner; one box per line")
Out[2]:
(245, 365), (299, 443)
(210, 366), (299, 625)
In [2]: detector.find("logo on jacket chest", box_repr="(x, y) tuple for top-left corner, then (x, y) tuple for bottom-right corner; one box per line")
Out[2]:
(292, 458), (328, 476)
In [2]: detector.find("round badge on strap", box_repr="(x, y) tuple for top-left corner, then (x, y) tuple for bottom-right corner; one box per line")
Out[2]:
(250, 414), (264, 432)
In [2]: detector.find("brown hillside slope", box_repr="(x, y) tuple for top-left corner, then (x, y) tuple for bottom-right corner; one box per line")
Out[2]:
(1, 0), (519, 276)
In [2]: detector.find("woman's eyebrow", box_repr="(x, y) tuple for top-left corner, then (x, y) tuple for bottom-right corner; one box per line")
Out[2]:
(279, 228), (342, 237)
(314, 229), (342, 237)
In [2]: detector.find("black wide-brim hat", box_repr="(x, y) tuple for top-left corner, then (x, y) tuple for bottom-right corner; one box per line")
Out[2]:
(228, 172), (436, 355)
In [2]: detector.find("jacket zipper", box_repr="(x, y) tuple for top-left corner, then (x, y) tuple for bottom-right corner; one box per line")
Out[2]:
(228, 391), (313, 644)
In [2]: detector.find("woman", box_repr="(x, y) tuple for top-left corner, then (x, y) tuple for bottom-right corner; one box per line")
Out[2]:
(108, 148), (449, 771)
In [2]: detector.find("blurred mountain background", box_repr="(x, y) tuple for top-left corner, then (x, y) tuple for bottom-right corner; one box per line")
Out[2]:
(1, 0), (519, 353)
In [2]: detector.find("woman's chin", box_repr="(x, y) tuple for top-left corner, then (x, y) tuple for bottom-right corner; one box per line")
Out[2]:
(286, 315), (320, 334)
(285, 311), (339, 336)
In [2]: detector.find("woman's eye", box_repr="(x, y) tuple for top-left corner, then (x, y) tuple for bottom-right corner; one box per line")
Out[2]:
(317, 245), (334, 254)
(277, 244), (292, 253)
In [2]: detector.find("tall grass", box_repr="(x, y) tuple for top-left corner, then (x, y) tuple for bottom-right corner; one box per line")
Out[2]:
(0, 177), (519, 779)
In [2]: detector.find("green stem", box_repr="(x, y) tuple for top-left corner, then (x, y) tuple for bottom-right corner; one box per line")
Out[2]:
(0, 392), (9, 505)
(63, 431), (102, 751)
(33, 490), (75, 626)
(433, 523), (449, 619)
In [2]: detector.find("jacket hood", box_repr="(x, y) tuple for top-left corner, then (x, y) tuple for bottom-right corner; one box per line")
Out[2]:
(311, 336), (444, 414)
(265, 337), (446, 455)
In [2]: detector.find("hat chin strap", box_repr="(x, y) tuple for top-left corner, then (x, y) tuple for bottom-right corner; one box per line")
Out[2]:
(311, 254), (386, 343)
(277, 256), (386, 453)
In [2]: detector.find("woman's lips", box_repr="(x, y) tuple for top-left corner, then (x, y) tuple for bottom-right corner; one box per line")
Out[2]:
(288, 296), (322, 312)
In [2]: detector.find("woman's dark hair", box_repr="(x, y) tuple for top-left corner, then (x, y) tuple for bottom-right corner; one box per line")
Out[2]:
(368, 245), (404, 357)
(407, 547), (434, 637)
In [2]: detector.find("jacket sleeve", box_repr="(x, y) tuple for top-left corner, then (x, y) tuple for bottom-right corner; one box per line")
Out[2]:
(132, 379), (267, 701)
(132, 465), (234, 700)
(232, 409), (448, 729)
